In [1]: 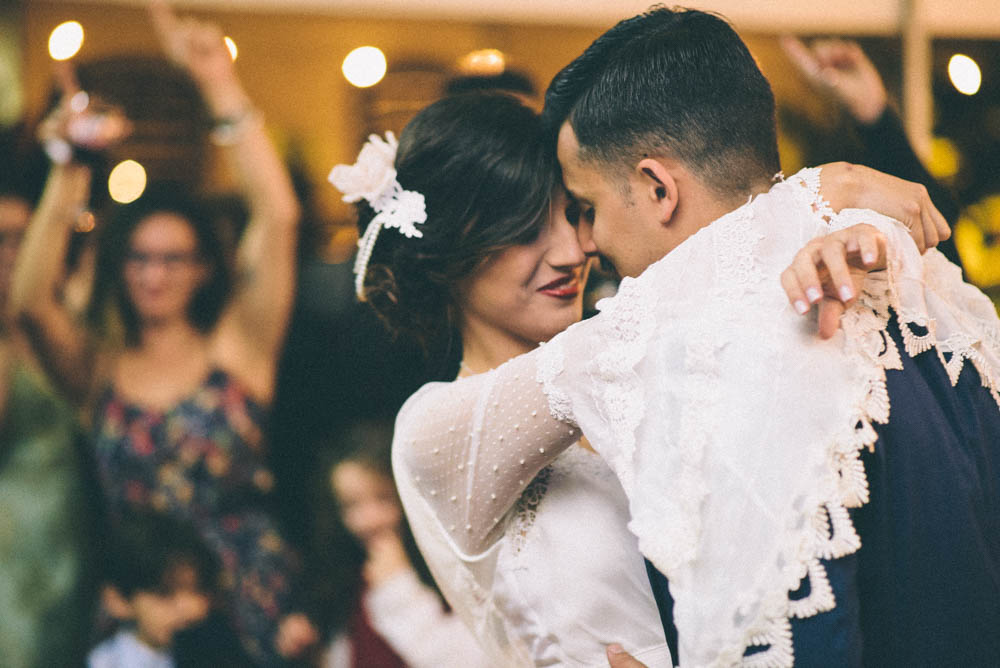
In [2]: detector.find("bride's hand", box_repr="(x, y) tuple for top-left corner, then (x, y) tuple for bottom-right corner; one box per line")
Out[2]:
(780, 223), (887, 340)
(607, 644), (649, 668)
(817, 162), (950, 253)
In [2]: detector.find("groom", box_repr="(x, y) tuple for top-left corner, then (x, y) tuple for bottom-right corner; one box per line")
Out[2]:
(540, 7), (1000, 667)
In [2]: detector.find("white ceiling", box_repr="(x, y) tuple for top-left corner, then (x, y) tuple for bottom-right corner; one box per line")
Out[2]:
(52, 0), (1000, 36)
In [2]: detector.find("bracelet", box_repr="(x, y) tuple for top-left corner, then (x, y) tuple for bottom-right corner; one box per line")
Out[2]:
(42, 137), (105, 168)
(209, 106), (261, 146)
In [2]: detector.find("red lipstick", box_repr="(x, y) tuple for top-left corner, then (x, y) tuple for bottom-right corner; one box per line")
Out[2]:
(538, 275), (580, 299)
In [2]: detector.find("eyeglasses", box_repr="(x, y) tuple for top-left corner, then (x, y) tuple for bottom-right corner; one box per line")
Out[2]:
(124, 250), (202, 271)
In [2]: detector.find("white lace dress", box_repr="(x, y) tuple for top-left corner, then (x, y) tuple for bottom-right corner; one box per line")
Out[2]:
(394, 380), (672, 666)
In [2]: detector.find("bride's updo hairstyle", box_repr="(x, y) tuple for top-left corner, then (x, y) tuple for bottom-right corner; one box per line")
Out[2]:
(358, 92), (556, 348)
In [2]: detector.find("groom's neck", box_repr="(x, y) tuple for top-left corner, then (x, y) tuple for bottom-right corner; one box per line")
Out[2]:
(671, 172), (772, 241)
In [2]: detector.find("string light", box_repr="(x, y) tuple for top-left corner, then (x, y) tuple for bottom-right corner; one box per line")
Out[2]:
(48, 21), (84, 61)
(224, 36), (238, 62)
(458, 49), (506, 76)
(342, 46), (387, 88)
(108, 160), (147, 204)
(948, 54), (982, 96)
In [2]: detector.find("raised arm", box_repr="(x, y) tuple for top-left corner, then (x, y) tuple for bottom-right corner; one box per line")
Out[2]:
(10, 63), (124, 402)
(782, 37), (961, 248)
(150, 0), (300, 397)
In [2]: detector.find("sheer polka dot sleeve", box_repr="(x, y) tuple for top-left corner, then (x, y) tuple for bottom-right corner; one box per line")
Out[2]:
(393, 348), (581, 557)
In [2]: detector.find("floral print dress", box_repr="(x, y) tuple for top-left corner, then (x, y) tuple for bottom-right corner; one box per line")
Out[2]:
(93, 369), (296, 665)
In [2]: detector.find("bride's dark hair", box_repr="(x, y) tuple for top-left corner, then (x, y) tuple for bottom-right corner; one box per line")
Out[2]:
(357, 92), (556, 349)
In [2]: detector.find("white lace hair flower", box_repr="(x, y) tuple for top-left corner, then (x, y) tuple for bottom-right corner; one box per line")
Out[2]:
(328, 131), (427, 300)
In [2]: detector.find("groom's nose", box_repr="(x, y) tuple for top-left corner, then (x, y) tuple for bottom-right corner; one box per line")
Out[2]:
(576, 219), (599, 256)
(550, 214), (588, 268)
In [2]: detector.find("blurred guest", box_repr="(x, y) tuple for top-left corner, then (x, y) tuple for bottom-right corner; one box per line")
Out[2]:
(782, 36), (963, 265)
(0, 141), (97, 668)
(10, 1), (310, 663)
(313, 422), (489, 668)
(0, 192), (30, 309)
(89, 511), (241, 667)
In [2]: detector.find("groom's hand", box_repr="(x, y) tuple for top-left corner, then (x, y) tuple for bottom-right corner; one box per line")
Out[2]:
(781, 223), (887, 339)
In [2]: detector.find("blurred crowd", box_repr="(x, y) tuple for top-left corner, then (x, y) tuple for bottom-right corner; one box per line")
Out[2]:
(0, 4), (990, 668)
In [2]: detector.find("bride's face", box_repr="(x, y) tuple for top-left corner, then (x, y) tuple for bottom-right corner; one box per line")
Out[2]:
(457, 189), (591, 347)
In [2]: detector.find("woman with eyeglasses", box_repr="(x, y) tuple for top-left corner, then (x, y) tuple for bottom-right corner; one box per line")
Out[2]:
(10, 3), (316, 664)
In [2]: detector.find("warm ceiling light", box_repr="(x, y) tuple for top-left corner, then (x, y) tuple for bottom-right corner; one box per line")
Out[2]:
(342, 46), (387, 88)
(458, 49), (506, 76)
(224, 36), (238, 62)
(49, 21), (84, 61)
(108, 160), (147, 204)
(948, 54), (982, 96)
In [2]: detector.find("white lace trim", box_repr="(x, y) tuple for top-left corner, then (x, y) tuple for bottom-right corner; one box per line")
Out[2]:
(713, 203), (766, 288)
(787, 166), (836, 221)
(506, 447), (611, 557)
(536, 337), (573, 423)
(592, 276), (658, 492)
(509, 466), (551, 555)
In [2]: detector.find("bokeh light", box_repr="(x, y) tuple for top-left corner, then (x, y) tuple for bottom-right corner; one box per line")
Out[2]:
(48, 21), (84, 61)
(948, 54), (982, 96)
(108, 160), (147, 204)
(927, 137), (961, 180)
(342, 46), (387, 88)
(458, 49), (506, 76)
(68, 91), (89, 113)
(224, 36), (238, 62)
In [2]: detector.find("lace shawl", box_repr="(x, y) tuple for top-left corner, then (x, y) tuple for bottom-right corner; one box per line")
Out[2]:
(391, 167), (1000, 667)
(537, 168), (1000, 667)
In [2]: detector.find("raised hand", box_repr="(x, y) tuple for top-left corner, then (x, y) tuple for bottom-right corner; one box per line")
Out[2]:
(781, 36), (888, 124)
(148, 0), (246, 116)
(150, 0), (232, 84)
(38, 62), (131, 160)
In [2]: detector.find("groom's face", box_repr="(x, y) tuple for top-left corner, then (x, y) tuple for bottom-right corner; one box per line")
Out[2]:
(556, 122), (666, 278)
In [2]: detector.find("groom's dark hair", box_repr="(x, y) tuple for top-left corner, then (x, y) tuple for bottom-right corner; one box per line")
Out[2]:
(542, 6), (780, 196)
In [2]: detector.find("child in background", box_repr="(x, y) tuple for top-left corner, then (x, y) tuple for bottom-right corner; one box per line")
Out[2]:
(318, 421), (490, 668)
(88, 511), (243, 668)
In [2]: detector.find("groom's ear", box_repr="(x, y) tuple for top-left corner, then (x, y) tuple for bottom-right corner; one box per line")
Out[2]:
(636, 157), (679, 225)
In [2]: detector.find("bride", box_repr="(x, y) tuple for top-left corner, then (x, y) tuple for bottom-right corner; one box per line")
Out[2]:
(330, 92), (945, 667)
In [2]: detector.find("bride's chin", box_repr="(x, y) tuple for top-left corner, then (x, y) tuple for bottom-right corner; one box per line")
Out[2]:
(536, 311), (583, 343)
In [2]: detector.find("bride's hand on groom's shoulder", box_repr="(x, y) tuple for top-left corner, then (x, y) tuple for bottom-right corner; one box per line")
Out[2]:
(780, 223), (888, 340)
(816, 162), (950, 254)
